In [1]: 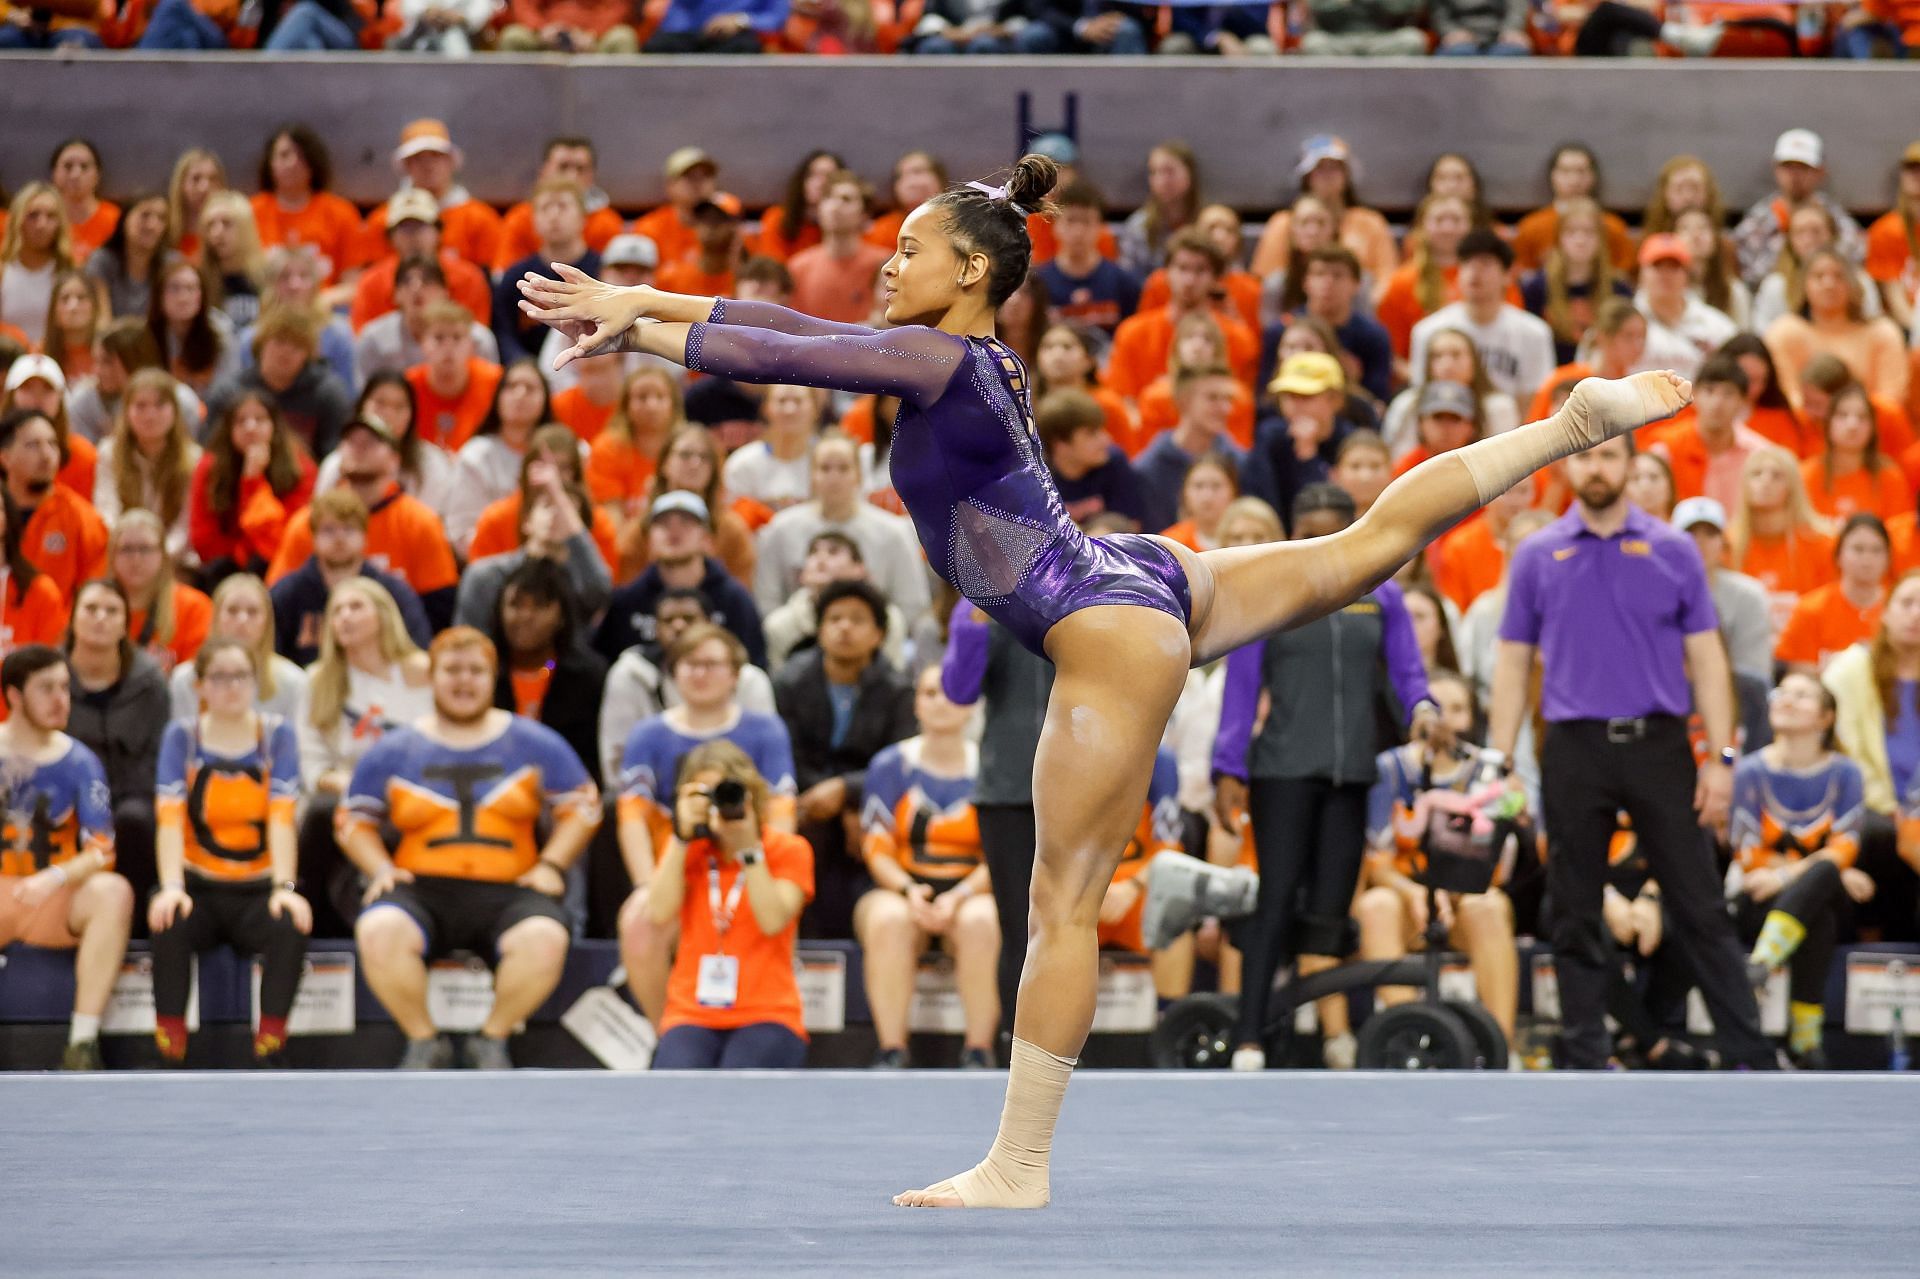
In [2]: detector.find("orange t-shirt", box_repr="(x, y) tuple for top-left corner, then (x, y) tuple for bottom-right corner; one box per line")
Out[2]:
(1800, 456), (1914, 522)
(654, 260), (735, 298)
(1377, 262), (1456, 360)
(1775, 581), (1884, 668)
(267, 488), (460, 598)
(1135, 376), (1255, 453)
(660, 830), (815, 1038)
(752, 205), (822, 263)
(129, 581), (212, 674)
(1026, 211), (1119, 266)
(864, 209), (907, 253)
(67, 202), (122, 261)
(348, 249), (491, 333)
(21, 485), (109, 605)
(467, 492), (621, 570)
(787, 243), (891, 325)
(1892, 510), (1920, 574)
(1869, 397), (1917, 458)
(0, 571), (70, 652)
(406, 359), (504, 449)
(551, 386), (618, 443)
(249, 191), (366, 282)
(57, 434), (96, 502)
(1136, 269), (1262, 334)
(1105, 306), (1259, 401)
(1747, 405), (1813, 458)
(584, 432), (657, 509)
(1510, 206), (1637, 275)
(510, 665), (554, 718)
(1865, 211), (1915, 286)
(631, 193), (742, 268)
(837, 397), (880, 445)
(360, 196), (503, 273)
(1738, 529), (1837, 630)
(495, 202), (625, 273)
(1159, 519), (1210, 551)
(1430, 514), (1506, 613)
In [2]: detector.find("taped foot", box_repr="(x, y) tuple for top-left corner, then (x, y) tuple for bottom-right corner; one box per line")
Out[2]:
(892, 1036), (1070, 1209)
(1562, 371), (1692, 450)
(892, 1159), (1050, 1209)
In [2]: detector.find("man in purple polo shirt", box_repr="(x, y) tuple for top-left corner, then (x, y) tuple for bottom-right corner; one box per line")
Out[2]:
(1487, 434), (1772, 1070)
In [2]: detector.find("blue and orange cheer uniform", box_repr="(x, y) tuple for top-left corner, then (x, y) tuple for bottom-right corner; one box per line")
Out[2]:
(340, 716), (601, 958)
(0, 738), (115, 949)
(151, 714), (307, 1061)
(860, 738), (982, 891)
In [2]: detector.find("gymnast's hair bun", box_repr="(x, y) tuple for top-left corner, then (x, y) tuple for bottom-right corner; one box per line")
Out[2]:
(1006, 154), (1060, 216)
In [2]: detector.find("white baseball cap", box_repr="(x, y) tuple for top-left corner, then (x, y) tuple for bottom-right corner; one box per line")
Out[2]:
(1672, 496), (1727, 533)
(3, 354), (65, 395)
(1773, 129), (1823, 168)
(602, 234), (659, 269)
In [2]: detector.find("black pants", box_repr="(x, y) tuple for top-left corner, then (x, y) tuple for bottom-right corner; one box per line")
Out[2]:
(642, 28), (761, 52)
(296, 795), (361, 940)
(583, 796), (629, 940)
(1542, 718), (1769, 1068)
(114, 799), (157, 938)
(978, 803), (1037, 1026)
(1854, 815), (1920, 942)
(1604, 920), (1695, 1052)
(151, 881), (308, 1021)
(1733, 857), (1844, 1004)
(1234, 777), (1370, 1045)
(798, 815), (870, 940)
(1573, 0), (1662, 54)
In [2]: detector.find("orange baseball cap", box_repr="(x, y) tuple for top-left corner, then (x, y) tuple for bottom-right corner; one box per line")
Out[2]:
(1638, 233), (1692, 269)
(394, 119), (462, 171)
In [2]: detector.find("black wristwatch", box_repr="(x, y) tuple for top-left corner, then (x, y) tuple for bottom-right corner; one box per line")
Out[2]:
(737, 848), (764, 868)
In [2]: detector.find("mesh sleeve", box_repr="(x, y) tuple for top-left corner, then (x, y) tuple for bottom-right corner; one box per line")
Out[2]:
(685, 321), (966, 408)
(709, 298), (879, 339)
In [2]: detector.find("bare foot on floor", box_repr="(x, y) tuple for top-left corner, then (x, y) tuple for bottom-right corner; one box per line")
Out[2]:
(1566, 370), (1693, 447)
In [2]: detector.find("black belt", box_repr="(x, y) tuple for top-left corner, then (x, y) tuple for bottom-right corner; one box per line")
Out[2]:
(1560, 714), (1684, 744)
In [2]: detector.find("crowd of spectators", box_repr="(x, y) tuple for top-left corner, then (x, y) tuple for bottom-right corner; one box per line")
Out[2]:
(2, 0), (1917, 57)
(2, 114), (1920, 1074)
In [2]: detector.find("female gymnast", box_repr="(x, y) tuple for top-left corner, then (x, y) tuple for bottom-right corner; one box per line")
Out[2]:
(518, 154), (1691, 1211)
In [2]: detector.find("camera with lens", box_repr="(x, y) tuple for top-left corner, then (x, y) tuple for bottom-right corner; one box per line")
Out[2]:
(692, 779), (750, 841)
(711, 779), (748, 821)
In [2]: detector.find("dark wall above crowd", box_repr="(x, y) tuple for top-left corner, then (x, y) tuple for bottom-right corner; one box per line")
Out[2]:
(2, 56), (1918, 214)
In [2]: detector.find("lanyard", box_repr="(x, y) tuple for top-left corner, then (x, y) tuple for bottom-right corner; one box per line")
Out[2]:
(707, 861), (746, 941)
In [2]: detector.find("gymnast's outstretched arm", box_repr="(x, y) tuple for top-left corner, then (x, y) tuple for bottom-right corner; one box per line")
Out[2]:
(518, 266), (957, 403)
(521, 265), (878, 338)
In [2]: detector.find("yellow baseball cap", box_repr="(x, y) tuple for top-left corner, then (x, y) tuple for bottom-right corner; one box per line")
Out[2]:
(1268, 352), (1345, 397)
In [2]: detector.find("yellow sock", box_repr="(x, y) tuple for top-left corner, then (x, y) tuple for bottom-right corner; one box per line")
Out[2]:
(1749, 910), (1807, 971)
(1790, 1002), (1823, 1056)
(908, 1037), (1076, 1209)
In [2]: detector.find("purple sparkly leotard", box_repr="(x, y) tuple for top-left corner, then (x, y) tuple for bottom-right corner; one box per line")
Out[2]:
(684, 299), (1192, 657)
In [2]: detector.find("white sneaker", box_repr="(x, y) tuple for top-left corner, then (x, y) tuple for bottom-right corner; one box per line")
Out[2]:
(1322, 1032), (1357, 1071)
(1230, 1046), (1266, 1072)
